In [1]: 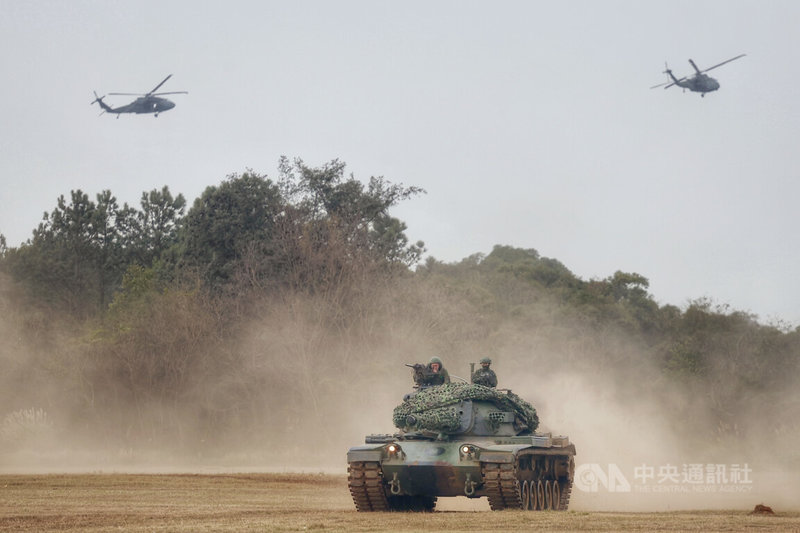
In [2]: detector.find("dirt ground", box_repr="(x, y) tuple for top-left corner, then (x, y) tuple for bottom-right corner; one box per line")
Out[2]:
(1, 473), (797, 532)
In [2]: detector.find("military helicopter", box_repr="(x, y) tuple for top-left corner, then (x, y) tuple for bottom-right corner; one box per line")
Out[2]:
(91, 74), (187, 117)
(651, 54), (745, 97)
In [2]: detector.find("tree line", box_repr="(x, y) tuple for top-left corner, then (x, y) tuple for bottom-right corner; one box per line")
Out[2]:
(0, 158), (798, 463)
(1, 157), (423, 318)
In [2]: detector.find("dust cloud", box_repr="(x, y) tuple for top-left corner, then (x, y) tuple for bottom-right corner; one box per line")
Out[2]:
(1, 272), (798, 512)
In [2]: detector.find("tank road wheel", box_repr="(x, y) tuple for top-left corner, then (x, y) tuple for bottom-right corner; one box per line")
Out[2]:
(544, 480), (552, 510)
(536, 480), (545, 510)
(529, 480), (538, 510)
(347, 461), (389, 511)
(551, 479), (561, 510)
(521, 480), (531, 511)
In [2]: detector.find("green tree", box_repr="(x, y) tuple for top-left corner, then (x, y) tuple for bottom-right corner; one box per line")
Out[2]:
(276, 157), (425, 278)
(178, 172), (283, 286)
(481, 245), (578, 288)
(128, 186), (186, 267)
(4, 190), (130, 315)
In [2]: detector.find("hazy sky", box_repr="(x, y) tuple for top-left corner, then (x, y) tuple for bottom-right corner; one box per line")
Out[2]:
(2, 1), (799, 325)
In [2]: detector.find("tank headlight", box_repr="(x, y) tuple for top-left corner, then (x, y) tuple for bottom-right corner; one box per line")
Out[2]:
(460, 445), (477, 459)
(385, 443), (403, 459)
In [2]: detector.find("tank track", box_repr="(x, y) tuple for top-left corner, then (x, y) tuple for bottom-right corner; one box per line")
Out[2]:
(348, 461), (389, 511)
(348, 461), (438, 512)
(481, 453), (573, 511)
(482, 462), (523, 510)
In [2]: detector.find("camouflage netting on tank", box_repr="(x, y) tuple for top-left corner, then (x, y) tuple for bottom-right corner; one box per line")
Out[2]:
(393, 383), (539, 433)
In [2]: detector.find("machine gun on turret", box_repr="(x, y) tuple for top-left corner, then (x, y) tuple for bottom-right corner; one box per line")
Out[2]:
(405, 363), (426, 388)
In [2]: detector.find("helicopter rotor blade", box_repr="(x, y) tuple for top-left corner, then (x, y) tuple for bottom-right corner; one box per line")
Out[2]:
(104, 75), (181, 98)
(650, 78), (674, 89)
(700, 54), (746, 74)
(147, 74), (173, 96)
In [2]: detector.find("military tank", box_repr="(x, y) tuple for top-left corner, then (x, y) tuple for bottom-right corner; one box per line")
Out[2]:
(347, 381), (576, 512)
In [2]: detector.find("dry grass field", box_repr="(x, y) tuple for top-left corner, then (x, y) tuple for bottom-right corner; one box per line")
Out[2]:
(1, 473), (798, 532)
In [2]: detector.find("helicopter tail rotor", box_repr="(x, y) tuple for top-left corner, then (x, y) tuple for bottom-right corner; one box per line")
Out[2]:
(652, 62), (686, 90)
(650, 63), (676, 89)
(662, 69), (677, 89)
(90, 91), (113, 115)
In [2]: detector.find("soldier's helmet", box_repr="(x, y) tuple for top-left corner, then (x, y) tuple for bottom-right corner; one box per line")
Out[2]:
(429, 356), (443, 366)
(480, 357), (492, 365)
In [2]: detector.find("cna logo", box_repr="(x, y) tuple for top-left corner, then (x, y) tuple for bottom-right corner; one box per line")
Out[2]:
(574, 463), (632, 493)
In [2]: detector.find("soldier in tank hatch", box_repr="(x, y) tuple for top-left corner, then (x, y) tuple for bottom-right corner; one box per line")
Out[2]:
(414, 356), (450, 387)
(471, 356), (498, 387)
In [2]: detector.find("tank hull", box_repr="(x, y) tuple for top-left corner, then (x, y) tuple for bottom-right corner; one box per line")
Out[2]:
(379, 440), (483, 497)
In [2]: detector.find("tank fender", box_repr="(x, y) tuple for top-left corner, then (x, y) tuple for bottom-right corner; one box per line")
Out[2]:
(478, 444), (532, 463)
(347, 444), (385, 463)
(480, 443), (577, 463)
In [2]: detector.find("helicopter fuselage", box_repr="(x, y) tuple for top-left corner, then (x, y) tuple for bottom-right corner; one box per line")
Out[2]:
(111, 96), (176, 115)
(675, 73), (720, 95)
